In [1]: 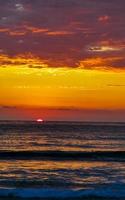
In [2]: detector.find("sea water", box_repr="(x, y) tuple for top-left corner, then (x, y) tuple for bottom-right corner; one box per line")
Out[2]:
(0, 121), (125, 199)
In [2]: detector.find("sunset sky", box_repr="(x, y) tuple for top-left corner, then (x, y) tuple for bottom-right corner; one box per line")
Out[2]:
(0, 0), (125, 121)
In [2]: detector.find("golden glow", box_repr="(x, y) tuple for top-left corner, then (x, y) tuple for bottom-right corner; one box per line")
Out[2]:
(0, 54), (125, 111)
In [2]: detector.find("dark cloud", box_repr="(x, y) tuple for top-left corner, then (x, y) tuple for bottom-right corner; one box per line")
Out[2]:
(0, 105), (17, 109)
(0, 0), (125, 69)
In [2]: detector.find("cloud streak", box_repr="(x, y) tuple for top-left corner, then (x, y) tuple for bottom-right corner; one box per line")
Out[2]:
(0, 53), (48, 68)
(0, 53), (125, 70)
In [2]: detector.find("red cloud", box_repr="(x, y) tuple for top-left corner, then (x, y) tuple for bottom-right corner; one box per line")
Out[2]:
(98, 15), (110, 23)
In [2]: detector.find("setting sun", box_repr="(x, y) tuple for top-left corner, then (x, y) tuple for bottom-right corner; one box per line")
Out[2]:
(36, 119), (44, 122)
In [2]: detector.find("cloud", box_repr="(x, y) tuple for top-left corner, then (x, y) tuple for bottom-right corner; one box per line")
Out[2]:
(0, 105), (17, 109)
(98, 15), (110, 23)
(79, 56), (125, 70)
(0, 0), (125, 69)
(0, 53), (48, 68)
(1, 104), (125, 116)
(46, 31), (74, 36)
(0, 25), (49, 36)
(0, 53), (125, 71)
(15, 3), (25, 12)
(0, 25), (73, 37)
(88, 45), (122, 52)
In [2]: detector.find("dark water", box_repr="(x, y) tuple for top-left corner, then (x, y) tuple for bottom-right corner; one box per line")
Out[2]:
(0, 121), (125, 199)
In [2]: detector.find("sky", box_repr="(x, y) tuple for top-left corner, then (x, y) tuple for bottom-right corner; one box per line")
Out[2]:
(0, 0), (125, 121)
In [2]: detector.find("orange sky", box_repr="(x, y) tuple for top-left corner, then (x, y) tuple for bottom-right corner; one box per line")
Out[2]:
(0, 0), (125, 121)
(0, 55), (125, 121)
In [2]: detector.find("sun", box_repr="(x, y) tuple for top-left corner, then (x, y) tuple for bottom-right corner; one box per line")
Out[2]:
(36, 118), (44, 122)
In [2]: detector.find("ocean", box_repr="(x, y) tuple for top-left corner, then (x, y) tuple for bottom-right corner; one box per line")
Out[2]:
(0, 121), (125, 199)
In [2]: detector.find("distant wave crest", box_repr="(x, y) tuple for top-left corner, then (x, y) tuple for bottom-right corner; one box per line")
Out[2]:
(0, 150), (125, 162)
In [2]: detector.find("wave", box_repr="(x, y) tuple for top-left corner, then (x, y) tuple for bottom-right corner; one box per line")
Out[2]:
(0, 150), (125, 161)
(0, 184), (125, 199)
